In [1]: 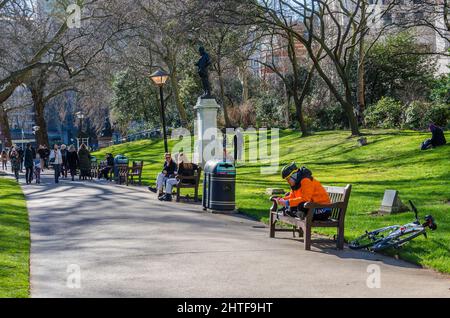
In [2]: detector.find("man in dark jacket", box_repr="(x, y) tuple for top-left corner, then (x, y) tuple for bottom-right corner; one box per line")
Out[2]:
(43, 145), (50, 169)
(24, 144), (34, 184)
(148, 153), (177, 198)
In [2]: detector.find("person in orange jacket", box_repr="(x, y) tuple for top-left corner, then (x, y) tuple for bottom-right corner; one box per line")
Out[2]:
(275, 163), (332, 220)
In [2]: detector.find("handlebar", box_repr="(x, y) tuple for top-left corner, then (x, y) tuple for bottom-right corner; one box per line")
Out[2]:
(409, 200), (419, 222)
(270, 196), (279, 212)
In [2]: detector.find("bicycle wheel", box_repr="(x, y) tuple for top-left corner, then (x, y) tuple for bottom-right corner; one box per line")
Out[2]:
(372, 229), (425, 252)
(349, 227), (395, 250)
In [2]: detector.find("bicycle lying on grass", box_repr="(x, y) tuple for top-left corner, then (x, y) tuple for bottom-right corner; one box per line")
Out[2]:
(349, 201), (437, 252)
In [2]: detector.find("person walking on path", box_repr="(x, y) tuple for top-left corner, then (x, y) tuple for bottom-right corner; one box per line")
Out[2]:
(34, 154), (41, 184)
(24, 143), (34, 184)
(41, 145), (50, 169)
(8, 147), (14, 173)
(67, 145), (79, 181)
(37, 145), (46, 171)
(9, 148), (21, 182)
(17, 146), (24, 173)
(1, 150), (8, 170)
(49, 144), (63, 184)
(60, 144), (68, 179)
(78, 144), (91, 181)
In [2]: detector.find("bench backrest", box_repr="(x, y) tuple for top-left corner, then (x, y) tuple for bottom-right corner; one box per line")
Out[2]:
(179, 167), (202, 186)
(131, 161), (144, 174)
(324, 184), (352, 221)
(116, 163), (129, 175)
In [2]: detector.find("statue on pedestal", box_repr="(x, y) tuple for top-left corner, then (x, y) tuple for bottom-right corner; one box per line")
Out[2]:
(100, 117), (113, 138)
(195, 46), (213, 99)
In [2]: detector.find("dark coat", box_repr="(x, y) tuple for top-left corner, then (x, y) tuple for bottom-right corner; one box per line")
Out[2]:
(78, 148), (91, 171)
(163, 160), (177, 178)
(24, 148), (34, 168)
(10, 153), (20, 170)
(67, 151), (79, 170)
(431, 126), (447, 147)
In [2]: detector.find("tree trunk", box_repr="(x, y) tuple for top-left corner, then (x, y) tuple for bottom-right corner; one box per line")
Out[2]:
(288, 33), (309, 137)
(291, 88), (308, 137)
(168, 62), (188, 127)
(0, 105), (12, 147)
(238, 65), (249, 103)
(31, 86), (49, 147)
(357, 55), (366, 126)
(283, 84), (290, 128)
(308, 50), (361, 136)
(218, 66), (231, 127)
(357, 6), (367, 126)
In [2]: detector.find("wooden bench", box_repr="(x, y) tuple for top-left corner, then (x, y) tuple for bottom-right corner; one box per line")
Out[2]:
(90, 161), (99, 180)
(174, 167), (202, 202)
(116, 163), (130, 185)
(269, 184), (352, 250)
(128, 161), (144, 185)
(97, 161), (114, 181)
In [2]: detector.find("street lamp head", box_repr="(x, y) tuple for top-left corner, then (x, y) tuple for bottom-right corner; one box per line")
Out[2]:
(150, 69), (170, 87)
(75, 111), (85, 119)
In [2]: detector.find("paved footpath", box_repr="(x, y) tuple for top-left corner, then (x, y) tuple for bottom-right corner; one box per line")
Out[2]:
(18, 171), (449, 298)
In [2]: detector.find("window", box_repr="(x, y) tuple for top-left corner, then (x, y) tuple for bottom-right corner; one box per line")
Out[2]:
(414, 11), (424, 20)
(383, 13), (392, 24)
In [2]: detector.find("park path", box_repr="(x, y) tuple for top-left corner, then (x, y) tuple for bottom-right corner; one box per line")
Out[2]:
(19, 170), (449, 298)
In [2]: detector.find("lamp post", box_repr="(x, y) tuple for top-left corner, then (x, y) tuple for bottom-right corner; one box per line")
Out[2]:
(75, 111), (86, 149)
(75, 111), (85, 137)
(32, 125), (40, 146)
(149, 69), (170, 153)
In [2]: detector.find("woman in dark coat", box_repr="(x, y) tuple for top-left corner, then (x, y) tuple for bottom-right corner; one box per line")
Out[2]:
(78, 144), (91, 180)
(67, 145), (79, 181)
(9, 148), (21, 182)
(24, 143), (34, 184)
(421, 124), (447, 150)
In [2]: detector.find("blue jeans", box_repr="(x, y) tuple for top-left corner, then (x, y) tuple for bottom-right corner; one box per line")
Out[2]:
(54, 164), (60, 183)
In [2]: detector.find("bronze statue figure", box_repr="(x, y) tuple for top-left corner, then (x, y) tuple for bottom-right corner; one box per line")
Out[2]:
(195, 46), (213, 98)
(100, 117), (113, 138)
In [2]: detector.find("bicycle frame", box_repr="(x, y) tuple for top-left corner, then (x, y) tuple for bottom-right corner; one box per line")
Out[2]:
(380, 222), (426, 242)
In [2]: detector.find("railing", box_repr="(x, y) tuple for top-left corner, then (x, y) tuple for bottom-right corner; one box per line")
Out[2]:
(100, 129), (162, 148)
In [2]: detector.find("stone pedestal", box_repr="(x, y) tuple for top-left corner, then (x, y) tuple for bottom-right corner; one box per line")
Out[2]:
(194, 97), (220, 167)
(98, 136), (113, 149)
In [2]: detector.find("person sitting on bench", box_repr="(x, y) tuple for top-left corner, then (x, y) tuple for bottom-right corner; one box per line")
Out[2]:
(421, 124), (447, 150)
(148, 152), (177, 198)
(159, 153), (198, 202)
(275, 163), (331, 220)
(99, 153), (114, 180)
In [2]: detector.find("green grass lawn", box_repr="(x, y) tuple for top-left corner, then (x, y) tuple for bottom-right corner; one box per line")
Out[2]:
(94, 129), (450, 274)
(0, 177), (30, 298)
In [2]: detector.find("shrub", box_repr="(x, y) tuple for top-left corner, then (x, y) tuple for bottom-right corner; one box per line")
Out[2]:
(306, 103), (348, 131)
(404, 101), (430, 129)
(404, 101), (450, 129)
(365, 97), (405, 128)
(425, 103), (450, 128)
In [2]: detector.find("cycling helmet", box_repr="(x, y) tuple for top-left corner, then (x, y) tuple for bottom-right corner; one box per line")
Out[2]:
(281, 162), (299, 180)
